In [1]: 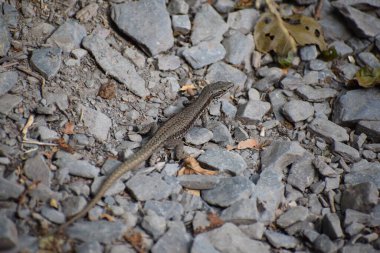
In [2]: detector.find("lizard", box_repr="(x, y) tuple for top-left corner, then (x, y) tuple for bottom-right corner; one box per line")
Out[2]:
(58, 81), (233, 232)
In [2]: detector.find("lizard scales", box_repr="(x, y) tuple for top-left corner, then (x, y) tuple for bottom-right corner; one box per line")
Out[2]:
(58, 81), (233, 231)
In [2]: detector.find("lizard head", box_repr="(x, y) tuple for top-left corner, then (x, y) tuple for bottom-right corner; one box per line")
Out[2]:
(204, 81), (234, 99)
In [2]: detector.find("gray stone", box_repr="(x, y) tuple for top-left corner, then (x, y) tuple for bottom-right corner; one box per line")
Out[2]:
(144, 200), (184, 220)
(205, 62), (247, 90)
(0, 177), (24, 201)
(126, 174), (172, 201)
(333, 141), (360, 162)
(261, 141), (306, 170)
(363, 149), (377, 160)
(0, 71), (17, 96)
(287, 154), (315, 192)
(67, 221), (128, 243)
(152, 223), (191, 253)
(56, 158), (99, 179)
(341, 181), (378, 212)
(0, 216), (18, 250)
(329, 41), (353, 56)
(214, 0), (235, 13)
(300, 45), (318, 61)
(111, 0), (173, 56)
(236, 100), (271, 124)
(313, 234), (337, 253)
(335, 62), (360, 80)
(221, 198), (259, 224)
(24, 154), (51, 186)
(0, 16), (10, 57)
(309, 59), (327, 71)
(223, 31), (253, 65)
(227, 9), (260, 34)
(282, 100), (314, 122)
(109, 244), (134, 253)
(185, 127), (213, 145)
(296, 85), (337, 102)
(358, 52), (380, 68)
(325, 176), (340, 191)
(82, 35), (147, 97)
(209, 122), (233, 146)
(198, 148), (247, 175)
(178, 175), (220, 190)
(280, 76), (304, 90)
(356, 121), (380, 142)
(254, 68), (284, 91)
(157, 54), (181, 71)
(344, 222), (365, 237)
(80, 105), (111, 141)
(221, 100), (237, 119)
(269, 90), (287, 121)
(239, 222), (265, 240)
(201, 176), (254, 207)
(183, 40), (226, 69)
(2, 3), (18, 28)
(167, 0), (189, 14)
(172, 15), (191, 35)
(30, 47), (62, 80)
(322, 213), (344, 239)
(62, 196), (87, 217)
(141, 210), (166, 240)
(265, 230), (299, 249)
(47, 20), (86, 52)
(202, 223), (271, 253)
(277, 206), (309, 228)
(91, 176), (125, 197)
(308, 118), (349, 143)
(45, 90), (69, 110)
(37, 126), (59, 141)
(333, 2), (380, 38)
(40, 207), (66, 224)
(340, 244), (378, 253)
(76, 241), (103, 253)
(191, 4), (228, 45)
(334, 89), (380, 125)
(313, 156), (338, 177)
(191, 234), (219, 253)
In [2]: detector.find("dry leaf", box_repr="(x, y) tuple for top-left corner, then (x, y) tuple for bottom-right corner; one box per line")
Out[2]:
(235, 0), (254, 9)
(180, 84), (196, 96)
(125, 230), (145, 253)
(178, 157), (218, 176)
(50, 198), (59, 209)
(98, 82), (116, 99)
(207, 212), (224, 228)
(100, 213), (115, 222)
(184, 188), (201, 196)
(62, 121), (75, 135)
(43, 146), (59, 160)
(237, 138), (260, 150)
(54, 138), (75, 154)
(254, 0), (327, 56)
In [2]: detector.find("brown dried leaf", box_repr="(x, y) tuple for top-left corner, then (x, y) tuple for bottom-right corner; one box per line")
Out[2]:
(100, 213), (115, 222)
(54, 138), (75, 154)
(237, 138), (260, 150)
(179, 157), (218, 175)
(62, 121), (75, 135)
(98, 82), (116, 99)
(180, 84), (196, 96)
(125, 230), (145, 253)
(207, 212), (224, 228)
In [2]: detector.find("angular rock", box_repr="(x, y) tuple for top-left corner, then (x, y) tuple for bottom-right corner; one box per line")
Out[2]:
(151, 223), (191, 253)
(172, 14), (191, 35)
(91, 176), (125, 197)
(47, 20), (86, 52)
(37, 126), (59, 141)
(269, 90), (287, 121)
(56, 158), (100, 179)
(41, 207), (66, 224)
(322, 213), (344, 239)
(66, 221), (128, 243)
(313, 234), (337, 253)
(329, 40), (353, 56)
(308, 118), (349, 143)
(191, 4), (228, 45)
(238, 222), (265, 240)
(333, 141), (360, 162)
(345, 161), (380, 189)
(276, 206), (309, 228)
(30, 47), (62, 80)
(209, 121), (233, 146)
(356, 120), (380, 142)
(82, 35), (148, 97)
(183, 40), (226, 69)
(333, 88), (380, 125)
(191, 234), (219, 253)
(23, 154), (51, 187)
(62, 196), (87, 217)
(236, 100), (271, 124)
(296, 85), (337, 102)
(0, 71), (18, 96)
(221, 198), (259, 224)
(335, 62), (360, 80)
(198, 148), (247, 175)
(111, 0), (173, 56)
(141, 210), (166, 240)
(227, 9), (260, 34)
(341, 181), (378, 212)
(178, 175), (220, 190)
(265, 230), (299, 249)
(185, 127), (213, 145)
(167, 0), (189, 14)
(299, 45), (318, 61)
(143, 200), (184, 220)
(0, 216), (18, 250)
(0, 94), (22, 115)
(201, 176), (254, 207)
(126, 174), (172, 201)
(205, 62), (247, 90)
(222, 31), (253, 65)
(340, 244), (378, 253)
(287, 154), (315, 192)
(76, 242), (103, 253)
(261, 141), (306, 170)
(358, 52), (380, 68)
(282, 100), (314, 122)
(0, 16), (10, 57)
(157, 54), (181, 71)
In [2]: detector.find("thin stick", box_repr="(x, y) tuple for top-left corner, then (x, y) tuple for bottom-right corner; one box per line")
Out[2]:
(16, 66), (46, 98)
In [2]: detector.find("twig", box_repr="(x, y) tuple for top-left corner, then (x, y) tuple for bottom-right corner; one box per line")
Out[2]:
(22, 139), (58, 146)
(314, 0), (324, 20)
(16, 65), (46, 98)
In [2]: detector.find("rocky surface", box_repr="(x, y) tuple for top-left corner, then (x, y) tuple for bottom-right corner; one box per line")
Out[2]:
(1, 0), (380, 252)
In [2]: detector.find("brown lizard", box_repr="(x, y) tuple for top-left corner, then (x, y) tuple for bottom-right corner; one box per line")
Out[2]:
(58, 81), (233, 232)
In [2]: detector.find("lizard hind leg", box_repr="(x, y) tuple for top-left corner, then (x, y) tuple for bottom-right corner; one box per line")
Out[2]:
(165, 139), (186, 160)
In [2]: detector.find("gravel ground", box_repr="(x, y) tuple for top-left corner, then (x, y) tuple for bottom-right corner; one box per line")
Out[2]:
(1, 0), (380, 252)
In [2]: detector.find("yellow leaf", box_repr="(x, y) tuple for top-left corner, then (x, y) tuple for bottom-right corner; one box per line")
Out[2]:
(50, 198), (58, 209)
